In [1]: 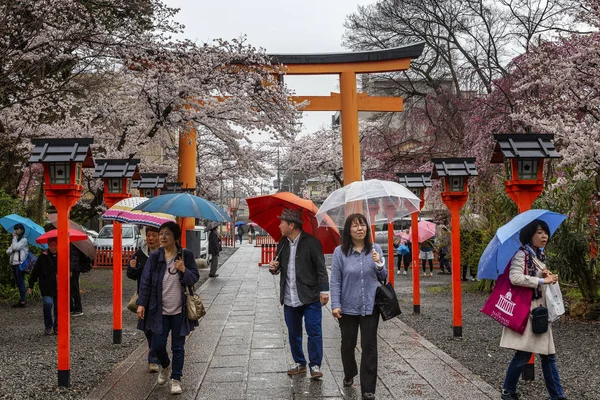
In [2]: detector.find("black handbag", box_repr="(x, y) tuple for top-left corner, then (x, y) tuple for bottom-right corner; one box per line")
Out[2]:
(531, 306), (549, 334)
(375, 280), (401, 321)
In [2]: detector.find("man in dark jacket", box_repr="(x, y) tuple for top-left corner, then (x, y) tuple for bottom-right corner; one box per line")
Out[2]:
(70, 244), (84, 316)
(269, 208), (329, 379)
(28, 237), (58, 335)
(208, 226), (220, 277)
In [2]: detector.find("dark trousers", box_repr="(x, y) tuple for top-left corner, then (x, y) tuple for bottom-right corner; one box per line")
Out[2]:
(209, 255), (219, 276)
(283, 301), (323, 368)
(503, 350), (564, 399)
(421, 259), (433, 272)
(11, 265), (27, 303)
(338, 309), (380, 394)
(70, 272), (82, 312)
(42, 296), (58, 330)
(145, 330), (159, 364)
(152, 313), (186, 381)
(439, 254), (450, 272)
(397, 254), (411, 271)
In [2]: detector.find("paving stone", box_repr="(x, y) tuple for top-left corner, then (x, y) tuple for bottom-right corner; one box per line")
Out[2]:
(195, 383), (245, 400)
(203, 366), (247, 383)
(214, 345), (251, 356)
(210, 355), (249, 368)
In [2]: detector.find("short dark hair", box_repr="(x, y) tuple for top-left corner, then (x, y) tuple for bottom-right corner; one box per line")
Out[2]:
(519, 219), (550, 245)
(145, 226), (160, 234)
(341, 213), (373, 256)
(47, 237), (57, 245)
(281, 219), (302, 231)
(14, 223), (25, 239)
(159, 221), (181, 241)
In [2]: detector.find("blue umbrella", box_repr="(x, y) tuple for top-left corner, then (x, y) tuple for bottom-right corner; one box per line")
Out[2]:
(235, 221), (245, 226)
(132, 193), (231, 223)
(0, 213), (47, 249)
(477, 209), (567, 280)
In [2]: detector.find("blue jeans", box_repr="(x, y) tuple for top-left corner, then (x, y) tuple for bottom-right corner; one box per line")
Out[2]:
(145, 330), (159, 364)
(152, 313), (186, 381)
(11, 265), (27, 303)
(504, 350), (565, 399)
(42, 296), (58, 330)
(284, 301), (323, 368)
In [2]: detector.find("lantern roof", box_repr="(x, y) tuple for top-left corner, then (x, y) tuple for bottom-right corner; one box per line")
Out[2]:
(396, 172), (432, 188)
(491, 134), (561, 163)
(132, 173), (168, 189)
(431, 158), (478, 179)
(92, 159), (141, 180)
(28, 138), (94, 167)
(162, 182), (183, 193)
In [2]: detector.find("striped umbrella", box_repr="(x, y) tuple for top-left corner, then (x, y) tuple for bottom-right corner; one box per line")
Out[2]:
(102, 197), (175, 228)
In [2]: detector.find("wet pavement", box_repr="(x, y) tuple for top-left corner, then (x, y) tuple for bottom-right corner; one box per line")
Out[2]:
(86, 243), (498, 399)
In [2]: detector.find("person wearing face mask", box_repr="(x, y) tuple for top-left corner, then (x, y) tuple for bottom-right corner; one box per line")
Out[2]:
(6, 223), (29, 308)
(499, 219), (566, 400)
(127, 225), (161, 372)
(28, 237), (58, 335)
(330, 213), (387, 400)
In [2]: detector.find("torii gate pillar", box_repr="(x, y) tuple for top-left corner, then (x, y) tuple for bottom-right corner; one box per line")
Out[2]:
(271, 43), (425, 185)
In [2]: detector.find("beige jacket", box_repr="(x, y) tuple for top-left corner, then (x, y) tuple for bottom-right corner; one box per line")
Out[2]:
(499, 249), (555, 355)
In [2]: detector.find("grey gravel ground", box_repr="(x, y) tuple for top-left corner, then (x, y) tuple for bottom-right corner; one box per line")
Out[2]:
(394, 270), (600, 400)
(0, 247), (237, 400)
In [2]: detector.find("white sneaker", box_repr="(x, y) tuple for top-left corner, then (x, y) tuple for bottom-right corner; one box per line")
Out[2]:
(170, 379), (182, 395)
(148, 363), (159, 373)
(157, 366), (170, 386)
(403, 270), (407, 275)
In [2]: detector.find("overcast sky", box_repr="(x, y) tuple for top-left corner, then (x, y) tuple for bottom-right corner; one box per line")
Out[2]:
(163, 0), (376, 135)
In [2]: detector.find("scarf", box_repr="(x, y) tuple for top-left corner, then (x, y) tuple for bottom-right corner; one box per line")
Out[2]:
(521, 245), (544, 300)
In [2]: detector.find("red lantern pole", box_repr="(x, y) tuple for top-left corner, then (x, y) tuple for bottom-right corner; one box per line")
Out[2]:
(54, 194), (78, 387)
(112, 221), (123, 344)
(411, 212), (420, 313)
(441, 189), (468, 337)
(104, 194), (130, 345)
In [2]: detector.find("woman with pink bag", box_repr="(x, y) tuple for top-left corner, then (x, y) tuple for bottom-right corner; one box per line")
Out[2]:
(499, 219), (566, 400)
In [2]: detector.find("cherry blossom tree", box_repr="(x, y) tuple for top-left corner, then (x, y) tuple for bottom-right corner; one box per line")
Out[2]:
(1, 0), (301, 216)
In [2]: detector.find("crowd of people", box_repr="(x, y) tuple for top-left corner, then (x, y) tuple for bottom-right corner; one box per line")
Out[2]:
(9, 212), (566, 399)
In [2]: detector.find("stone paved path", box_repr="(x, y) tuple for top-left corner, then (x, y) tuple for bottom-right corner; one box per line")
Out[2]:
(86, 243), (498, 399)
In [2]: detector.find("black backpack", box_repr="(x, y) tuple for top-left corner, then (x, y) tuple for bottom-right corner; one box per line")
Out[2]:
(78, 253), (93, 273)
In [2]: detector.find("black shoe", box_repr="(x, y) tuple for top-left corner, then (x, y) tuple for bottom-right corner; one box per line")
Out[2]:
(208, 274), (219, 278)
(71, 311), (83, 317)
(44, 328), (52, 335)
(362, 393), (375, 400)
(12, 302), (27, 308)
(343, 378), (353, 387)
(501, 389), (519, 399)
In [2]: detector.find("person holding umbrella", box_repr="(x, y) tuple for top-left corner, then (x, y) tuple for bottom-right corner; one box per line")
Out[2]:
(498, 219), (565, 400)
(127, 225), (161, 372)
(136, 221), (199, 395)
(27, 237), (58, 334)
(330, 213), (387, 400)
(6, 223), (29, 308)
(268, 208), (329, 379)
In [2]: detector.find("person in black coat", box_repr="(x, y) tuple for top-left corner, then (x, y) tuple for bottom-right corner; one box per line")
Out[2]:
(28, 237), (58, 335)
(69, 244), (84, 316)
(127, 226), (161, 372)
(269, 208), (329, 379)
(208, 226), (220, 278)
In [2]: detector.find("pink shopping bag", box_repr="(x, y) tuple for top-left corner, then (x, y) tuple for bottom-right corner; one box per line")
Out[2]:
(480, 264), (533, 334)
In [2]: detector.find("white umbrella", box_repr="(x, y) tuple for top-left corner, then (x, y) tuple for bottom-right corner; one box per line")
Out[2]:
(316, 179), (421, 228)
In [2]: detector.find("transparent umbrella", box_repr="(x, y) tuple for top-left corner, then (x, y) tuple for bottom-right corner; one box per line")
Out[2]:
(316, 179), (421, 228)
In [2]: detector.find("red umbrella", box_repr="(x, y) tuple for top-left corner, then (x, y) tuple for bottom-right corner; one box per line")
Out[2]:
(246, 192), (340, 254)
(46, 214), (96, 258)
(36, 229), (89, 244)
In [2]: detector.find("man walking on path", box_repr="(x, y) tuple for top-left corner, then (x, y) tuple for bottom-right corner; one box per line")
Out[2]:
(269, 208), (329, 380)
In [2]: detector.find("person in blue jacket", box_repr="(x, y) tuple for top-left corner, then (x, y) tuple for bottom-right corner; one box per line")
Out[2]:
(136, 221), (199, 395)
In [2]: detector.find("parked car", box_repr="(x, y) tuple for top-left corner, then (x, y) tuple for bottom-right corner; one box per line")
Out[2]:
(94, 224), (145, 249)
(193, 226), (208, 259)
(83, 228), (98, 244)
